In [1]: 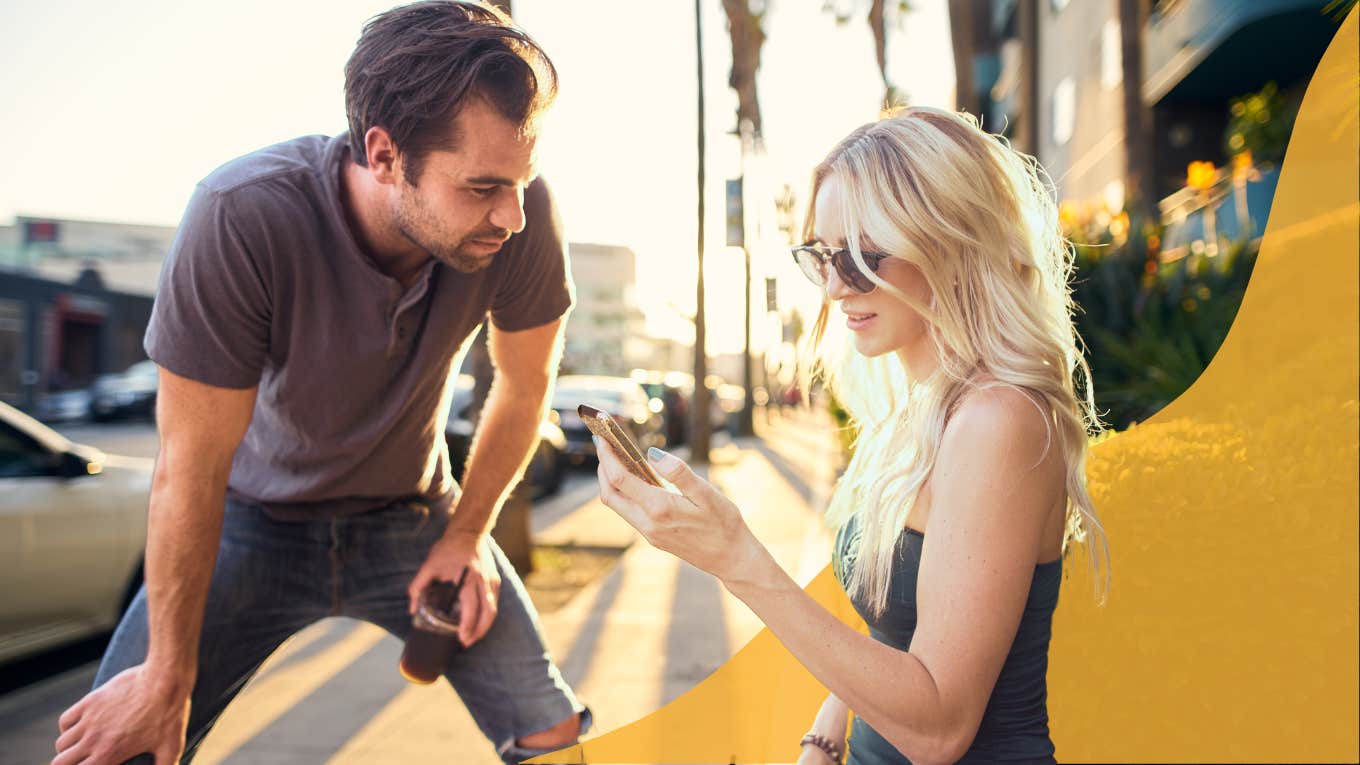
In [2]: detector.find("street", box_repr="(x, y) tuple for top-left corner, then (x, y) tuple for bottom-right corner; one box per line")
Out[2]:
(0, 409), (841, 765)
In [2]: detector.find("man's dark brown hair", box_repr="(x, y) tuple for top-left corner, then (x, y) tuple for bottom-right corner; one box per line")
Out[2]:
(344, 0), (558, 186)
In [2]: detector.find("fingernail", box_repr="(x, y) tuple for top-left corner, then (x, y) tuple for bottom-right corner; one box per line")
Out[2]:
(592, 435), (601, 447)
(647, 447), (676, 469)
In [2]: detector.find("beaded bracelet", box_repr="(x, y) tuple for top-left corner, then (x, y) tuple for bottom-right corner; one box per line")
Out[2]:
(799, 732), (844, 763)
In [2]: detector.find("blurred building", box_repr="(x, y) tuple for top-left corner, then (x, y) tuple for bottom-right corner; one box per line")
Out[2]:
(0, 269), (154, 412)
(1141, 0), (1335, 199)
(0, 216), (174, 296)
(954, 0), (1339, 248)
(1, 217), (167, 411)
(1033, 0), (1130, 205)
(562, 242), (650, 376)
(640, 336), (695, 376)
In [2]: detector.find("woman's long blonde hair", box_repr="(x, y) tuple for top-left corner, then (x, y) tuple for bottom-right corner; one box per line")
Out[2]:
(801, 107), (1110, 615)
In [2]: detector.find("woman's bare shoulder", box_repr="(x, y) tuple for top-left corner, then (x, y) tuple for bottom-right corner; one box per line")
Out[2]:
(925, 382), (1065, 557)
(946, 382), (1053, 454)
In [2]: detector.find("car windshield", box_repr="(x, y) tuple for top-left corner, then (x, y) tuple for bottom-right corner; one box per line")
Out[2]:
(552, 379), (626, 411)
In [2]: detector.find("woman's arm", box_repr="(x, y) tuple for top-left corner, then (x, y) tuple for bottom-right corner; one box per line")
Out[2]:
(595, 388), (1062, 764)
(798, 693), (851, 764)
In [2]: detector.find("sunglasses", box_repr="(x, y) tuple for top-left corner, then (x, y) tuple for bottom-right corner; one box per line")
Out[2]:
(790, 241), (891, 294)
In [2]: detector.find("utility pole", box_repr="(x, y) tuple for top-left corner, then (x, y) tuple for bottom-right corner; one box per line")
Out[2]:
(691, 0), (711, 464)
(734, 119), (756, 438)
(723, 174), (755, 439)
(741, 223), (754, 437)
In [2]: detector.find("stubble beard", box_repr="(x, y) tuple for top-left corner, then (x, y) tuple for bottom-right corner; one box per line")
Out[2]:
(441, 243), (499, 274)
(394, 189), (500, 274)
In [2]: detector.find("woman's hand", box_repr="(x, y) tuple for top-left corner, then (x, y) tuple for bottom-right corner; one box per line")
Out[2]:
(594, 439), (761, 585)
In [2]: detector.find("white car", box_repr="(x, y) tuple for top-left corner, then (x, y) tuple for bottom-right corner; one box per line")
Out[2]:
(0, 402), (151, 664)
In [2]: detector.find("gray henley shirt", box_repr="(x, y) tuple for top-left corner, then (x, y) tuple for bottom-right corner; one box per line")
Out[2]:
(144, 133), (574, 520)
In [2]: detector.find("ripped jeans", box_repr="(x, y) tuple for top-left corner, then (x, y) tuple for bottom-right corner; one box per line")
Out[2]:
(95, 497), (590, 764)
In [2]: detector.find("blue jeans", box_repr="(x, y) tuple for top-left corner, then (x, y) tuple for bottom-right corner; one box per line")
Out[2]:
(95, 498), (590, 764)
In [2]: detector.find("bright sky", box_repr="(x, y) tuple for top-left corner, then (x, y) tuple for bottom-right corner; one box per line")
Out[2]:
(0, 0), (954, 354)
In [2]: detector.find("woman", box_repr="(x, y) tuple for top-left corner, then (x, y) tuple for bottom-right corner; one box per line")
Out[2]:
(594, 106), (1109, 764)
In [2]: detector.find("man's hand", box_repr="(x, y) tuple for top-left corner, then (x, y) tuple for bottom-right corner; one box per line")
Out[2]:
(53, 664), (191, 765)
(408, 531), (502, 647)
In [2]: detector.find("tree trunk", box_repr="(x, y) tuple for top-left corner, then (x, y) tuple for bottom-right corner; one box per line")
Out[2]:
(948, 0), (977, 115)
(490, 483), (534, 577)
(1017, 0), (1040, 155)
(1119, 0), (1157, 227)
(721, 0), (765, 138)
(868, 0), (893, 109)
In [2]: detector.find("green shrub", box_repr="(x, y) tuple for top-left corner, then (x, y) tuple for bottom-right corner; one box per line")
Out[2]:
(1072, 234), (1258, 430)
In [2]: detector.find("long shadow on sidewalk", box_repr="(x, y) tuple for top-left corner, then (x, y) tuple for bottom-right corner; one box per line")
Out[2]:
(220, 628), (406, 764)
(660, 562), (729, 707)
(248, 619), (348, 682)
(747, 439), (822, 508)
(557, 567), (626, 689)
(652, 463), (750, 707)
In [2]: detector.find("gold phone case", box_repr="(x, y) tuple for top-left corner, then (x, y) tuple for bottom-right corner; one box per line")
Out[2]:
(578, 404), (665, 487)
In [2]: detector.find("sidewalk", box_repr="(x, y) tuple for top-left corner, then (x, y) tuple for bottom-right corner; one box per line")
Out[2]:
(10, 408), (844, 765)
(534, 407), (842, 741)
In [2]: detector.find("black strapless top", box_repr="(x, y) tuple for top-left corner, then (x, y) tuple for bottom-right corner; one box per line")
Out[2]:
(832, 512), (1062, 764)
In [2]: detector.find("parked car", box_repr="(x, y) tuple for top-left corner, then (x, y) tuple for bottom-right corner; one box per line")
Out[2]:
(714, 383), (747, 434)
(632, 369), (691, 447)
(91, 359), (159, 422)
(32, 388), (94, 424)
(0, 402), (150, 665)
(551, 374), (665, 464)
(444, 375), (566, 499)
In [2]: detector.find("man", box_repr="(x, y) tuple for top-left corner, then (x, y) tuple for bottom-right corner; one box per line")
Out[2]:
(52, 3), (588, 763)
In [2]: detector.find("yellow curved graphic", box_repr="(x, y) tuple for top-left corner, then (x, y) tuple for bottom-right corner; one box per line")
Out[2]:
(529, 9), (1359, 763)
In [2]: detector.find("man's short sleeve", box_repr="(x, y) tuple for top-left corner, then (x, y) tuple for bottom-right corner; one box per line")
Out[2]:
(144, 184), (271, 389)
(489, 177), (575, 332)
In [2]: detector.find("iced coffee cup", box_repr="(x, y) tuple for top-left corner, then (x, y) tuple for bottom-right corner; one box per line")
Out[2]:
(399, 575), (464, 684)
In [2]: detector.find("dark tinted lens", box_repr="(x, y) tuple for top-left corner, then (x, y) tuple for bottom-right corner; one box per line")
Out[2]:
(831, 251), (879, 293)
(793, 248), (828, 287)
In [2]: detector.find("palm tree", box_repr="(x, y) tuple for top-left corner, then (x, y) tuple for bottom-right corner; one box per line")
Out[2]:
(867, 0), (893, 109)
(947, 0), (977, 115)
(722, 0), (767, 140)
(826, 0), (912, 111)
(1119, 0), (1157, 230)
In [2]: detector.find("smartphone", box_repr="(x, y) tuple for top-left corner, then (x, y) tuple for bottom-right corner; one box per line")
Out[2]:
(578, 404), (666, 487)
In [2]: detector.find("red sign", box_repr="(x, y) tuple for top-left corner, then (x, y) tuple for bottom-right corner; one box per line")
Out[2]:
(23, 220), (60, 244)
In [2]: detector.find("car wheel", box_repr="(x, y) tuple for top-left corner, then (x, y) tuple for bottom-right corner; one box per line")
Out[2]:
(540, 444), (563, 496)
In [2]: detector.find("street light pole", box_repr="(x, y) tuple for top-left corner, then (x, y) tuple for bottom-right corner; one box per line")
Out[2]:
(691, 0), (711, 464)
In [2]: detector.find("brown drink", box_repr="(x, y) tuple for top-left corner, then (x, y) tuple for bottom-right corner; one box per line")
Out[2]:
(399, 578), (463, 684)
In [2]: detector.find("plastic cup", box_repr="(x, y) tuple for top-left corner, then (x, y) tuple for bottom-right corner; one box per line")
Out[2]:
(398, 578), (462, 684)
